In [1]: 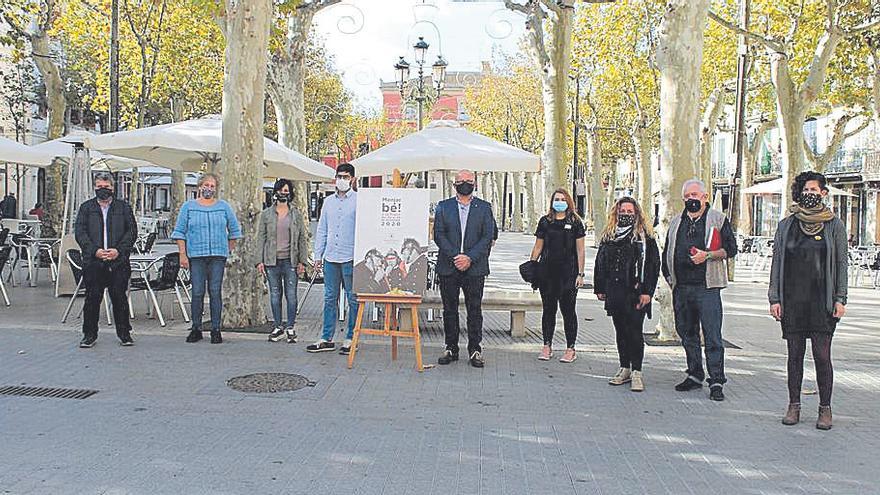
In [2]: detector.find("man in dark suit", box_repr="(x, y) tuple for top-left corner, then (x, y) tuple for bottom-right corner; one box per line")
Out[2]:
(74, 172), (137, 348)
(433, 169), (495, 368)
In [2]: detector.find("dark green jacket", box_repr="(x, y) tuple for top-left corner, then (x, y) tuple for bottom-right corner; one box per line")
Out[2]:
(255, 206), (309, 267)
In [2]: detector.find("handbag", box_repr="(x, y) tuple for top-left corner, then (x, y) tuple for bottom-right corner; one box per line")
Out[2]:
(519, 259), (540, 287)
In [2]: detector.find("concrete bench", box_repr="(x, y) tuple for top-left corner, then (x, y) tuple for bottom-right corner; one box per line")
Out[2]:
(398, 288), (542, 338)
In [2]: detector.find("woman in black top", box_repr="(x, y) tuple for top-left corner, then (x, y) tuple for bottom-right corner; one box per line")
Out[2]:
(529, 188), (586, 364)
(769, 171), (847, 430)
(593, 197), (660, 392)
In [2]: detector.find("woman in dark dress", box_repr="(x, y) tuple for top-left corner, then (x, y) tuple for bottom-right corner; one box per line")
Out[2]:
(769, 171), (848, 430)
(528, 188), (586, 364)
(593, 197), (660, 392)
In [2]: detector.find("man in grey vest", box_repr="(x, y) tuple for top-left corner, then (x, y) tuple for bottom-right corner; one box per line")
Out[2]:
(662, 179), (738, 401)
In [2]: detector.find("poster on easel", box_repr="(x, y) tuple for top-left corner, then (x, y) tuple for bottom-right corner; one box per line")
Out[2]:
(353, 188), (430, 296)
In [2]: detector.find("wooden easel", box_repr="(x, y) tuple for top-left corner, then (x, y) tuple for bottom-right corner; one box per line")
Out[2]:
(348, 293), (424, 372)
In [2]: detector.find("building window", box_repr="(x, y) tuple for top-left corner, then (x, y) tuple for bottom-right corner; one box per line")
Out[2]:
(804, 119), (818, 154)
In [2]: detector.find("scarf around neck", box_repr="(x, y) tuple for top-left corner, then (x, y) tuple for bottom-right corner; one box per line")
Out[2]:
(789, 203), (835, 236)
(613, 224), (634, 242)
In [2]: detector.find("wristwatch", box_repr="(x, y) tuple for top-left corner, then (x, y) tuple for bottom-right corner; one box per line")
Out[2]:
(578, 272), (585, 277)
(706, 251), (714, 260)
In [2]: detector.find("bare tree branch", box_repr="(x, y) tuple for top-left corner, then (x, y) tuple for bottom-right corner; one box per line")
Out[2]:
(843, 116), (870, 139)
(505, 1), (550, 70)
(502, 0), (530, 16)
(799, 28), (845, 106)
(708, 10), (785, 52)
(845, 17), (880, 35)
(803, 112), (869, 170)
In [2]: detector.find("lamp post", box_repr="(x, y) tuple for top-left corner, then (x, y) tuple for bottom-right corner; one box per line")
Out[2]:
(394, 36), (448, 132)
(394, 36), (448, 187)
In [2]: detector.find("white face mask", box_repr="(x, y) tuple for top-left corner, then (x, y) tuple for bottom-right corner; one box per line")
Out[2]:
(336, 177), (351, 192)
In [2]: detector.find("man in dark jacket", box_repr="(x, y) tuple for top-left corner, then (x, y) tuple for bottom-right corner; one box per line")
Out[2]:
(75, 172), (137, 348)
(433, 169), (496, 368)
(0, 193), (17, 218)
(661, 178), (737, 401)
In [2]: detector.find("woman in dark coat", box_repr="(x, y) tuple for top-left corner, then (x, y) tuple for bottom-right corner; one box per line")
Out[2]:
(593, 197), (660, 392)
(769, 171), (848, 430)
(528, 188), (586, 364)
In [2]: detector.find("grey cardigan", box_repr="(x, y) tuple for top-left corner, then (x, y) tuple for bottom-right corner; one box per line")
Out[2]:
(768, 215), (848, 314)
(255, 206), (310, 267)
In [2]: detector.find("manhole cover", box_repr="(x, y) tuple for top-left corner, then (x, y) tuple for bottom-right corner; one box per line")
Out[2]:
(226, 373), (311, 394)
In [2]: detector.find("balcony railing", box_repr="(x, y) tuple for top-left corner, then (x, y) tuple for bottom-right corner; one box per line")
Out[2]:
(825, 148), (868, 175)
(863, 151), (880, 181)
(712, 161), (730, 179)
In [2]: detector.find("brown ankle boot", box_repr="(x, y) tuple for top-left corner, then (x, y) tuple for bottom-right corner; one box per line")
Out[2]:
(781, 403), (800, 426)
(816, 405), (832, 430)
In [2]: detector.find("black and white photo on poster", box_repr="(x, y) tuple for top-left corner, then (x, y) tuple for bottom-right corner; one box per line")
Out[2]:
(353, 188), (430, 295)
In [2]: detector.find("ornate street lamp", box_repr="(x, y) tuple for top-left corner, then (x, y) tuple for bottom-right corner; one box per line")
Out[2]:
(394, 57), (411, 94)
(413, 36), (429, 65)
(393, 36), (447, 130)
(432, 55), (448, 93)
(393, 33), (448, 188)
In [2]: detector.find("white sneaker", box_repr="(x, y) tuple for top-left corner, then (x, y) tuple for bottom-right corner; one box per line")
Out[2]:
(268, 326), (285, 342)
(306, 339), (335, 353)
(339, 339), (353, 355)
(608, 367), (632, 386)
(630, 370), (644, 392)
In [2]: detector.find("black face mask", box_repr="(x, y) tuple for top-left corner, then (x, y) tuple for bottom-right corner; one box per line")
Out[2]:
(798, 192), (823, 209)
(684, 198), (702, 213)
(617, 214), (635, 227)
(455, 182), (475, 197)
(95, 188), (113, 201)
(275, 193), (289, 203)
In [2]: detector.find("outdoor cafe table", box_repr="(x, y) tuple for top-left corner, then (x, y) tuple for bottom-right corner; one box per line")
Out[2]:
(1, 218), (42, 236)
(17, 237), (60, 287)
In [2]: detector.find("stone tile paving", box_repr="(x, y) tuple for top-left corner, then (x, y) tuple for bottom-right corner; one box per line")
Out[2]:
(0, 232), (879, 493)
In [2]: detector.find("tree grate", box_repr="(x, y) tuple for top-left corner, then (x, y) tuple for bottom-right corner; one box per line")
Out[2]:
(0, 385), (99, 400)
(226, 373), (313, 394)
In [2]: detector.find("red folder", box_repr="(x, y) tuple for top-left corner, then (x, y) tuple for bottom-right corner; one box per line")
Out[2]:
(707, 227), (722, 251)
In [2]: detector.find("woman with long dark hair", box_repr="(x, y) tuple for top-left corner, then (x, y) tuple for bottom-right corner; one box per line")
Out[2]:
(769, 171), (847, 430)
(593, 197), (660, 392)
(528, 188), (586, 363)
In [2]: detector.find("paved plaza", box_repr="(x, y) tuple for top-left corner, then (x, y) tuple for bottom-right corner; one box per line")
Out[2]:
(1, 232), (879, 494)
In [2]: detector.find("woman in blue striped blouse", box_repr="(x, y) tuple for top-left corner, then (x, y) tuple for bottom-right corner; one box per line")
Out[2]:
(171, 173), (243, 344)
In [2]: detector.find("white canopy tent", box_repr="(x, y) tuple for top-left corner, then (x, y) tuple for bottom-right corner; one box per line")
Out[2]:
(741, 177), (855, 197)
(83, 116), (334, 181)
(0, 136), (56, 167)
(351, 120), (541, 175)
(32, 131), (153, 171)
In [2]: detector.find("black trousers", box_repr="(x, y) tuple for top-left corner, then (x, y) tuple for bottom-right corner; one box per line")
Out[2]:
(82, 262), (132, 339)
(539, 285), (578, 348)
(439, 272), (485, 355)
(611, 309), (646, 371)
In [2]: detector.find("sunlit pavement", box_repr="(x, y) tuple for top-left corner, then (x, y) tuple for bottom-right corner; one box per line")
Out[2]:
(1, 232), (878, 494)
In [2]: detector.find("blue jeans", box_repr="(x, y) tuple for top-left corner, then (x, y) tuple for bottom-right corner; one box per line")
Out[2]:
(266, 259), (298, 328)
(321, 260), (357, 341)
(672, 285), (727, 386)
(189, 256), (226, 332)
